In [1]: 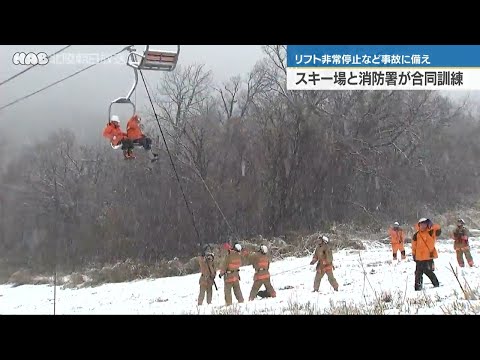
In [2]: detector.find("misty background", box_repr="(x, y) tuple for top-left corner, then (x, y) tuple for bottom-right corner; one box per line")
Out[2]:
(1, 45), (480, 277)
(0, 45), (265, 149)
(1, 45), (478, 148)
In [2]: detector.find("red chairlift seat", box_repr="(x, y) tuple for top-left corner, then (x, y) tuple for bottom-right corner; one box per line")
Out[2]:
(127, 45), (180, 71)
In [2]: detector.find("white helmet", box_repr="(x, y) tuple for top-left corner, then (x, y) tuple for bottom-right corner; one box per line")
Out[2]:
(110, 115), (120, 123)
(260, 245), (268, 254)
(322, 235), (329, 243)
(234, 243), (242, 252)
(393, 221), (399, 227)
(418, 218), (428, 223)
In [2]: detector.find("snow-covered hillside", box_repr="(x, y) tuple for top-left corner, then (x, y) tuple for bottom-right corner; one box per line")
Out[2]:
(1, 238), (479, 314)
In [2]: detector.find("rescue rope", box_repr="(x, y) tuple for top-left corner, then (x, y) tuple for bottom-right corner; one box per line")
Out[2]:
(193, 168), (237, 241)
(140, 72), (219, 290)
(0, 45), (72, 87)
(139, 71), (239, 245)
(270, 264), (310, 277)
(0, 45), (133, 112)
(139, 69), (202, 244)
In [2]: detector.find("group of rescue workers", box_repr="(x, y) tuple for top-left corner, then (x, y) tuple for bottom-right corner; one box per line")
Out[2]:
(197, 243), (277, 306)
(197, 234), (338, 306)
(197, 217), (475, 306)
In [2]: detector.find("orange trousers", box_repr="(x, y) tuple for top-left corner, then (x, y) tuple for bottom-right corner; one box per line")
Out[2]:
(392, 242), (406, 260)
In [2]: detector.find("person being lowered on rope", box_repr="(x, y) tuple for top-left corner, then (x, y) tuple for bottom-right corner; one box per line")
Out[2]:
(126, 114), (159, 162)
(102, 115), (135, 159)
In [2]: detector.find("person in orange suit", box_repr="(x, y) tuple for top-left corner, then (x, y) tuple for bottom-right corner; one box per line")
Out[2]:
(412, 218), (440, 291)
(388, 221), (406, 261)
(126, 114), (159, 162)
(102, 115), (134, 159)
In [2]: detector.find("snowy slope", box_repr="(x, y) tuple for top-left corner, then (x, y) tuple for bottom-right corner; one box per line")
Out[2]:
(0, 238), (479, 314)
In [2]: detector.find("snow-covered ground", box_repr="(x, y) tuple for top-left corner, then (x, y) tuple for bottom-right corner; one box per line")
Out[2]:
(1, 238), (479, 314)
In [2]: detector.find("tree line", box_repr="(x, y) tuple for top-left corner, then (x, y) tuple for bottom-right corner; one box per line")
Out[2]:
(1, 45), (479, 273)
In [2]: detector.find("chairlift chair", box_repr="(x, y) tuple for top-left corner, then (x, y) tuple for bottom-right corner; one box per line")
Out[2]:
(108, 98), (145, 150)
(127, 45), (180, 71)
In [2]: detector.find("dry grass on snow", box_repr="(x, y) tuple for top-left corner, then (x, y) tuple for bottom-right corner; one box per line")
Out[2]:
(2, 228), (366, 289)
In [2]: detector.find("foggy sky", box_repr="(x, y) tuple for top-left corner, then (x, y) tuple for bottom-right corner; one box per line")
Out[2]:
(1, 45), (478, 154)
(0, 45), (266, 149)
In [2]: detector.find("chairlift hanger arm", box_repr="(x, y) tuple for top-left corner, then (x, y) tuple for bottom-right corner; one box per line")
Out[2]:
(170, 45), (180, 71)
(126, 66), (138, 100)
(107, 61), (138, 123)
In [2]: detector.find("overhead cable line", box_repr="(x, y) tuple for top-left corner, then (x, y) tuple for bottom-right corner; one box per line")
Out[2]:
(0, 45), (133, 112)
(0, 45), (73, 87)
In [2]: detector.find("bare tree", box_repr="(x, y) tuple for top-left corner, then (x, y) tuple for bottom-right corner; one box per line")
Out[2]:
(2, 55), (480, 275)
